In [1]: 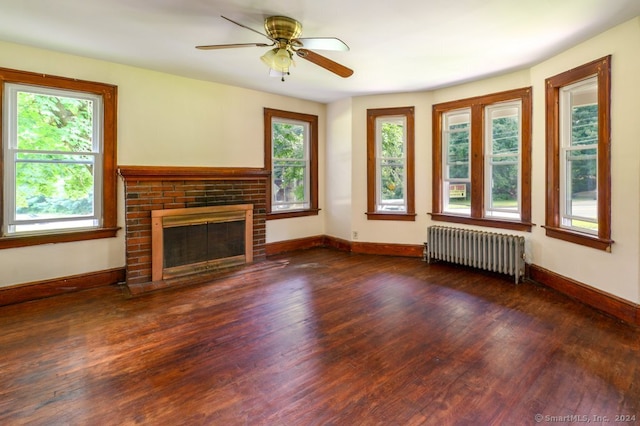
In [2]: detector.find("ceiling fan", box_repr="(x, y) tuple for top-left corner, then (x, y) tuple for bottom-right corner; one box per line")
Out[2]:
(196, 16), (353, 81)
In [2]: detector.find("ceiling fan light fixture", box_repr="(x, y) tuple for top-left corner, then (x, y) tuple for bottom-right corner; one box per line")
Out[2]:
(260, 48), (277, 68)
(261, 47), (292, 73)
(274, 48), (292, 69)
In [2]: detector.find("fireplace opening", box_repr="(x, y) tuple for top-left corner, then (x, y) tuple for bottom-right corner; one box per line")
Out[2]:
(151, 205), (253, 281)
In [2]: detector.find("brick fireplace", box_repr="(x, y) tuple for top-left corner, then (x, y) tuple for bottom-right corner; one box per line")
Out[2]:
(118, 166), (269, 293)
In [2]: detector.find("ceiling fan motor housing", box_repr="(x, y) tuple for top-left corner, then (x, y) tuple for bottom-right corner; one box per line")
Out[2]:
(264, 16), (302, 41)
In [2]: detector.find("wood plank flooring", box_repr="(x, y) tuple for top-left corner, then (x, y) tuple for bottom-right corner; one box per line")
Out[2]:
(0, 248), (638, 425)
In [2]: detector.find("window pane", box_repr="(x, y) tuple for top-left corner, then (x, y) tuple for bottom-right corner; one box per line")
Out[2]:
(273, 122), (305, 159)
(15, 159), (95, 220)
(571, 104), (598, 146)
(17, 91), (95, 152)
(490, 162), (518, 212)
(445, 112), (470, 180)
(492, 115), (519, 155)
(447, 127), (470, 179)
(380, 121), (404, 157)
(380, 164), (404, 203)
(272, 162), (307, 207)
(444, 182), (471, 215)
(568, 80), (598, 147)
(565, 149), (597, 222)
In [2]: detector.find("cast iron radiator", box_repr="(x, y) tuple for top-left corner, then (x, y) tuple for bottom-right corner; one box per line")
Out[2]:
(424, 226), (525, 284)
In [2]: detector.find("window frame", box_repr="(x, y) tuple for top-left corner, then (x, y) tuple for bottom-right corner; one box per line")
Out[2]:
(544, 55), (612, 251)
(0, 67), (118, 249)
(366, 106), (416, 221)
(264, 108), (319, 220)
(431, 87), (532, 231)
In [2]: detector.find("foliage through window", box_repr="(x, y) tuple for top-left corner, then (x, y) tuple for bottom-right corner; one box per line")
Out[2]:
(432, 88), (531, 231)
(0, 67), (118, 248)
(272, 119), (308, 210)
(264, 108), (318, 219)
(561, 79), (598, 233)
(545, 56), (612, 251)
(377, 117), (406, 211)
(366, 107), (415, 221)
(485, 102), (521, 220)
(442, 109), (471, 215)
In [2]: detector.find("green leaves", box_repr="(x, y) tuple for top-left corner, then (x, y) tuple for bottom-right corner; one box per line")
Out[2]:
(272, 122), (306, 204)
(14, 90), (95, 216)
(379, 121), (405, 201)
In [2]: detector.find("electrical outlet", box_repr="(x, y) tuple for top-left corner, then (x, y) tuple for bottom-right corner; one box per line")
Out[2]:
(352, 231), (358, 240)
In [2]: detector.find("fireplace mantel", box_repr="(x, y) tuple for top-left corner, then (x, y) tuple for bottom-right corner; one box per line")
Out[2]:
(118, 165), (270, 181)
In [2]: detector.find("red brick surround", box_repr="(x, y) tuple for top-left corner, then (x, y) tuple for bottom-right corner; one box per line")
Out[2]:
(118, 166), (269, 288)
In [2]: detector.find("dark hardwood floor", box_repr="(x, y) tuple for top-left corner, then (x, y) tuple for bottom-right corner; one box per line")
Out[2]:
(0, 248), (638, 425)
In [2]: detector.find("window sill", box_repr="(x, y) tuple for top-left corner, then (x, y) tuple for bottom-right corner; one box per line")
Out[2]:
(0, 227), (120, 250)
(366, 212), (416, 221)
(543, 226), (613, 252)
(429, 213), (533, 232)
(267, 209), (320, 220)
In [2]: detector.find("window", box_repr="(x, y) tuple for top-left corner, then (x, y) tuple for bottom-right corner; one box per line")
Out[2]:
(432, 87), (532, 231)
(366, 106), (415, 221)
(264, 108), (318, 219)
(0, 67), (118, 249)
(545, 56), (612, 251)
(485, 101), (522, 220)
(441, 108), (471, 216)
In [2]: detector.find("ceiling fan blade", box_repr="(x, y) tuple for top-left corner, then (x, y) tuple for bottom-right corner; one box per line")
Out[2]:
(295, 37), (349, 51)
(220, 15), (276, 43)
(296, 49), (354, 78)
(196, 42), (272, 50)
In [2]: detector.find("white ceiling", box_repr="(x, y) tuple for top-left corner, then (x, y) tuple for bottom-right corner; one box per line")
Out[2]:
(0, 0), (638, 103)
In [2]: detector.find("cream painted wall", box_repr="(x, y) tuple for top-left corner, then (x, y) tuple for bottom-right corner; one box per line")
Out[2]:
(117, 67), (325, 168)
(528, 18), (640, 304)
(347, 92), (434, 244)
(0, 41), (325, 287)
(324, 98), (353, 241)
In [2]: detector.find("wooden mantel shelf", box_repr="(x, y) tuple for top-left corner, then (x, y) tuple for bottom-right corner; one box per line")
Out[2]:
(118, 166), (270, 181)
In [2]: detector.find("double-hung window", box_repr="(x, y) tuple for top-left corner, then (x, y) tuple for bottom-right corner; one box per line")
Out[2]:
(560, 79), (598, 233)
(264, 108), (318, 219)
(4, 84), (103, 234)
(1, 67), (118, 248)
(366, 106), (415, 221)
(484, 101), (522, 220)
(432, 88), (531, 231)
(545, 56), (612, 251)
(442, 109), (471, 216)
